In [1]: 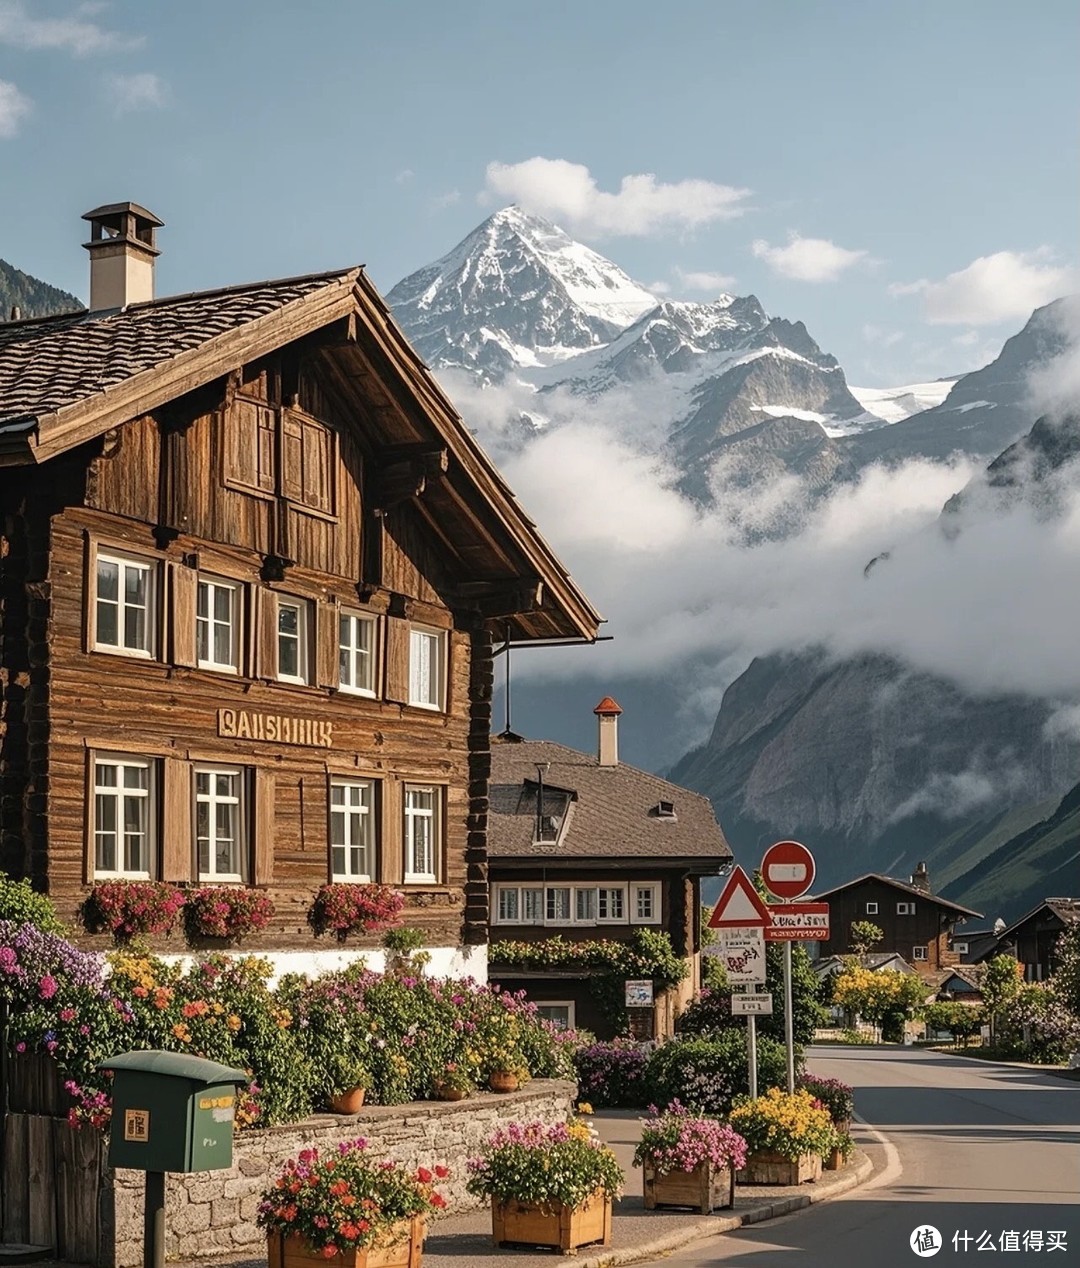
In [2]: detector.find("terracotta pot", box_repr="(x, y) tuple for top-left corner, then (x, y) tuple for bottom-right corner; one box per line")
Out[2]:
(487, 1071), (520, 1093)
(268, 1220), (424, 1268)
(491, 1188), (611, 1253)
(328, 1085), (367, 1114)
(434, 1084), (469, 1102)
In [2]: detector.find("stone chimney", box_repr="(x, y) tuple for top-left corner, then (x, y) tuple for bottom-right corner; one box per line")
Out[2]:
(911, 861), (930, 892)
(593, 696), (622, 767)
(82, 202), (163, 311)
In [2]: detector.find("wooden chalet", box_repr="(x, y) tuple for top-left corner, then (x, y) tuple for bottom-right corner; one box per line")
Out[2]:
(486, 698), (733, 1038)
(993, 898), (1080, 981)
(0, 202), (601, 968)
(814, 863), (981, 976)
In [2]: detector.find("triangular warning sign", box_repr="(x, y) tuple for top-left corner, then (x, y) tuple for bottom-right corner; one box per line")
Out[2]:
(708, 865), (773, 929)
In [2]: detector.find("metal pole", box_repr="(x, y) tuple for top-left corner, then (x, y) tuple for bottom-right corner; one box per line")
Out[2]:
(144, 1171), (165, 1268)
(747, 1010), (758, 1099)
(783, 939), (795, 1093)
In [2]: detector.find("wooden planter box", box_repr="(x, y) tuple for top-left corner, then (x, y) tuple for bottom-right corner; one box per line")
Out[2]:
(738, 1151), (822, 1186)
(642, 1160), (735, 1213)
(491, 1188), (612, 1253)
(268, 1220), (424, 1268)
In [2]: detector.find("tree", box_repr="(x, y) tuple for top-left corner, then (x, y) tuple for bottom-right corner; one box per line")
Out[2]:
(982, 955), (1023, 1043)
(699, 905), (729, 990)
(832, 967), (927, 1041)
(924, 1001), (983, 1047)
(849, 920), (884, 954)
(1049, 922), (1080, 1018)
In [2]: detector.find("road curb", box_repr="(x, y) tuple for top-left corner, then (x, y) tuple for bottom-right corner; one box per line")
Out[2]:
(568, 1152), (875, 1268)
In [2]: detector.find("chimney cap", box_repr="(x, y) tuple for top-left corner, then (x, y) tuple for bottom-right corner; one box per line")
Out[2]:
(82, 201), (165, 229)
(593, 696), (623, 716)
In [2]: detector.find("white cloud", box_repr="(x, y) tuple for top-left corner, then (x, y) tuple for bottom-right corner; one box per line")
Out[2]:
(952, 330), (980, 347)
(674, 267), (737, 295)
(648, 280), (672, 295)
(0, 1), (140, 55)
(890, 249), (1076, 326)
(108, 71), (166, 115)
(394, 168), (414, 184)
(481, 157), (750, 237)
(1026, 295), (1080, 420)
(0, 78), (30, 137)
(751, 232), (869, 282)
(431, 189), (461, 211)
(862, 323), (905, 348)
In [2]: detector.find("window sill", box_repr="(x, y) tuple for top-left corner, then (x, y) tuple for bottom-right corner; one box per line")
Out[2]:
(406, 702), (444, 714)
(338, 686), (378, 699)
(92, 644), (156, 661)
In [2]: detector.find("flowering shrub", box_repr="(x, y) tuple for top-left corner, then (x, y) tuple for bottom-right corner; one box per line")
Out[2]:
(81, 881), (185, 943)
(466, 1121), (623, 1210)
(573, 1039), (649, 1108)
(434, 1062), (474, 1095)
(0, 921), (105, 1010)
(0, 874), (66, 934)
(796, 1073), (854, 1125)
(307, 884), (404, 942)
(729, 1088), (836, 1161)
(633, 1102), (747, 1175)
(646, 1032), (788, 1117)
(183, 887), (276, 942)
(257, 1138), (448, 1255)
(997, 983), (1080, 1064)
(675, 988), (735, 1036)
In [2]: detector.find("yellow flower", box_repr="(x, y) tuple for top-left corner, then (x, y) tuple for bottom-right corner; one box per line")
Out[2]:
(227, 1014), (242, 1033)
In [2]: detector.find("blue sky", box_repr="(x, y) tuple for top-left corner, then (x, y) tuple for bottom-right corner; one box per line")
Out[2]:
(0, 0), (1076, 385)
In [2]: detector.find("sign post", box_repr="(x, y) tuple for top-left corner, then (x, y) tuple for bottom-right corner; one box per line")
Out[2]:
(760, 841), (817, 1094)
(706, 866), (772, 1101)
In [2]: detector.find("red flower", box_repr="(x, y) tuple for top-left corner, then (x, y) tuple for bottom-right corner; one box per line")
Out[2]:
(434, 1165), (449, 1179)
(431, 1193), (447, 1209)
(416, 1167), (433, 1184)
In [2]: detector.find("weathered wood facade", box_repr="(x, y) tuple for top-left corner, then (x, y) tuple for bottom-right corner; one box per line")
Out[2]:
(0, 241), (601, 954)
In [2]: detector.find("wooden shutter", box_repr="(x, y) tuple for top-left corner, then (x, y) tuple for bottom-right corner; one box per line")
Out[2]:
(301, 419), (332, 513)
(161, 757), (193, 882)
(253, 768), (275, 886)
(256, 588), (279, 680)
(317, 598), (340, 690)
(83, 752), (96, 883)
(225, 397), (276, 494)
(380, 778), (403, 885)
(385, 617), (410, 703)
(83, 535), (98, 653)
(170, 562), (198, 667)
(280, 412), (304, 504)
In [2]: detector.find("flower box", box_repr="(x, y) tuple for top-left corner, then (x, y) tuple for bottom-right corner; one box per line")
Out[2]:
(642, 1161), (734, 1213)
(491, 1188), (611, 1254)
(823, 1146), (844, 1171)
(267, 1221), (424, 1268)
(738, 1150), (822, 1186)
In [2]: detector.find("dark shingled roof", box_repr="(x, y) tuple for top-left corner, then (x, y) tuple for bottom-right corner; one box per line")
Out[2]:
(488, 736), (732, 866)
(997, 896), (1080, 942)
(813, 872), (982, 919)
(0, 268), (355, 431)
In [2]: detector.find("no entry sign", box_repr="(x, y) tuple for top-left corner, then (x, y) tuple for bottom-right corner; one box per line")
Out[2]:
(760, 840), (815, 900)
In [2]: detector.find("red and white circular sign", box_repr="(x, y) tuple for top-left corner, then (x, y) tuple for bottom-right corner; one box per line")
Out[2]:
(761, 840), (815, 900)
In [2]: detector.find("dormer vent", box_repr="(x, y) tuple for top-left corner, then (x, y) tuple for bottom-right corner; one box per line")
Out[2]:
(653, 799), (677, 819)
(82, 201), (163, 312)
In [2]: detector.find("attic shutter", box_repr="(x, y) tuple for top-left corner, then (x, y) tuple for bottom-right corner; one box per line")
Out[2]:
(170, 562), (198, 667)
(316, 598), (340, 690)
(253, 768), (275, 886)
(384, 617), (410, 703)
(280, 412), (304, 504)
(161, 757), (193, 882)
(280, 408), (333, 514)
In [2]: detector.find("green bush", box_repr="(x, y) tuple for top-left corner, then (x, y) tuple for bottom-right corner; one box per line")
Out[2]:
(646, 1031), (790, 1117)
(0, 873), (65, 934)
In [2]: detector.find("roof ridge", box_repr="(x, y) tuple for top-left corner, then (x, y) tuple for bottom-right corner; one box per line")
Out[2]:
(119, 265), (362, 314)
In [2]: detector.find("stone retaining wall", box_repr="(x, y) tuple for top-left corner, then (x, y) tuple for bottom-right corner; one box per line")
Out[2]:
(104, 1079), (576, 1267)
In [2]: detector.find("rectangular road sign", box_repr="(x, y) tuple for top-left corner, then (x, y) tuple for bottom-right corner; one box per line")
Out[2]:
(703, 927), (766, 983)
(732, 994), (773, 1015)
(762, 902), (830, 941)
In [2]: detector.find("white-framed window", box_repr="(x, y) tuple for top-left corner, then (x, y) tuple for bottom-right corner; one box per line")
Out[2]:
(631, 883), (661, 925)
(339, 611), (377, 696)
(865, 902), (879, 915)
(404, 784), (439, 883)
(496, 886), (520, 923)
(197, 578), (241, 673)
(330, 780), (374, 881)
(195, 766), (245, 881)
(598, 886), (627, 923)
(492, 885), (544, 925)
(897, 902), (915, 915)
(94, 756), (154, 878)
(95, 552), (156, 657)
(912, 946), (928, 961)
(408, 626), (445, 710)
(953, 942), (969, 955)
(276, 597), (311, 684)
(535, 1002), (575, 1031)
(574, 887), (597, 924)
(522, 887), (543, 923)
(545, 886), (571, 924)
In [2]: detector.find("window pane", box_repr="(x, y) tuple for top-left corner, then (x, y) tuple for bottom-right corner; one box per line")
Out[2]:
(213, 619), (233, 667)
(95, 794), (117, 872)
(97, 559), (119, 602)
(547, 888), (570, 921)
(498, 889), (520, 922)
(197, 583), (210, 620)
(575, 889), (596, 921)
(522, 889), (543, 922)
(278, 605), (299, 637)
(213, 586), (232, 623)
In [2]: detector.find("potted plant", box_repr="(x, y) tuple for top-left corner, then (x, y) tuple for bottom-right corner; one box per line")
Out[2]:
(382, 927), (431, 978)
(308, 884), (404, 943)
(797, 1072), (855, 1134)
(81, 880), (185, 944)
(258, 1138), (448, 1268)
(325, 1053), (372, 1115)
(182, 886), (275, 944)
(466, 1120), (623, 1254)
(432, 1063), (474, 1102)
(633, 1102), (747, 1213)
(729, 1088), (836, 1185)
(477, 1007), (531, 1091)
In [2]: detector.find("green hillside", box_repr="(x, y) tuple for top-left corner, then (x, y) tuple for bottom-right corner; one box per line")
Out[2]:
(0, 259), (81, 321)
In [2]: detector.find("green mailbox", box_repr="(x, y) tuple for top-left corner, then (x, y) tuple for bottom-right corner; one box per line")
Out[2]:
(98, 1050), (249, 1173)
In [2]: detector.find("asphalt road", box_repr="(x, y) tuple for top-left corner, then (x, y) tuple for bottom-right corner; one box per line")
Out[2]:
(655, 1046), (1080, 1267)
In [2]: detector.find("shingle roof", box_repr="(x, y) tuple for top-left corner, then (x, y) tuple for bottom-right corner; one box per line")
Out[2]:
(0, 268), (355, 431)
(996, 896), (1080, 942)
(814, 872), (982, 919)
(488, 736), (732, 865)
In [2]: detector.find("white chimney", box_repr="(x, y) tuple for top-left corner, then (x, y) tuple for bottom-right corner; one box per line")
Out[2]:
(594, 696), (622, 767)
(82, 202), (163, 311)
